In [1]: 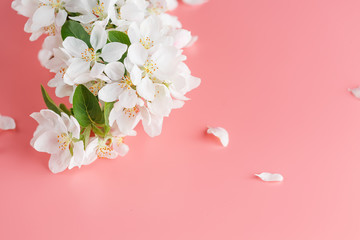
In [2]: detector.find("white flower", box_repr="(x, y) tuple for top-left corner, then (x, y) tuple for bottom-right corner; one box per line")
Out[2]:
(30, 109), (84, 173)
(38, 35), (63, 69)
(127, 15), (164, 53)
(0, 115), (16, 130)
(255, 173), (284, 182)
(98, 71), (140, 108)
(207, 127), (229, 147)
(83, 135), (130, 163)
(62, 23), (127, 85)
(69, 0), (114, 24)
(16, 0), (72, 41)
(109, 0), (148, 29)
(109, 101), (164, 137)
(127, 44), (180, 101)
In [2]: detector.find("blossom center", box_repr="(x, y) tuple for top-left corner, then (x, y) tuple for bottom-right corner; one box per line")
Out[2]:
(92, 2), (107, 20)
(96, 144), (114, 158)
(143, 59), (158, 77)
(123, 106), (139, 118)
(140, 37), (154, 50)
(148, 2), (166, 15)
(44, 24), (56, 36)
(40, 0), (63, 10)
(57, 133), (71, 151)
(81, 48), (97, 62)
(118, 75), (133, 90)
(86, 80), (106, 96)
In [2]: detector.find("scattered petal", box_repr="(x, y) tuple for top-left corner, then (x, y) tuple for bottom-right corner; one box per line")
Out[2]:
(0, 115), (16, 130)
(182, 0), (208, 5)
(255, 172), (284, 182)
(348, 87), (360, 98)
(207, 127), (229, 147)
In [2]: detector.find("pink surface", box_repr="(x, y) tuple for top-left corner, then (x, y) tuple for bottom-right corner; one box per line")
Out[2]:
(1, 0), (360, 239)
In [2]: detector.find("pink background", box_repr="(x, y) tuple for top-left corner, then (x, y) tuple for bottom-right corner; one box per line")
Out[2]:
(1, 0), (360, 239)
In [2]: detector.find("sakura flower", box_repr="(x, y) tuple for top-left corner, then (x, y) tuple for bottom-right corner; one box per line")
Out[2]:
(127, 45), (180, 101)
(255, 172), (284, 182)
(109, 0), (148, 29)
(109, 101), (164, 137)
(0, 115), (16, 130)
(69, 0), (114, 25)
(84, 136), (128, 163)
(17, 0), (73, 41)
(127, 15), (164, 54)
(207, 127), (229, 147)
(30, 109), (84, 173)
(62, 23), (127, 85)
(98, 70), (140, 108)
(38, 35), (63, 69)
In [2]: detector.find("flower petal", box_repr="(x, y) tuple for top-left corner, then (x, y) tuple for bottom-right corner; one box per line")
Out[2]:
(137, 75), (155, 101)
(31, 6), (55, 31)
(55, 9), (67, 27)
(207, 127), (229, 147)
(113, 141), (129, 157)
(48, 150), (71, 174)
(33, 130), (60, 154)
(101, 42), (128, 62)
(98, 83), (123, 102)
(255, 173), (284, 182)
(90, 62), (105, 77)
(90, 24), (107, 51)
(68, 141), (85, 169)
(104, 62), (125, 81)
(182, 0), (208, 5)
(128, 43), (147, 66)
(348, 87), (360, 98)
(0, 115), (16, 130)
(64, 59), (90, 85)
(62, 37), (88, 58)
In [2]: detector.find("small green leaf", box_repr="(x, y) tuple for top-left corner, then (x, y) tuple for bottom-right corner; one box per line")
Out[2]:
(108, 31), (131, 45)
(92, 124), (106, 138)
(104, 101), (115, 135)
(73, 85), (104, 127)
(61, 20), (91, 47)
(41, 85), (61, 115)
(104, 102), (115, 126)
(80, 125), (92, 147)
(59, 103), (72, 116)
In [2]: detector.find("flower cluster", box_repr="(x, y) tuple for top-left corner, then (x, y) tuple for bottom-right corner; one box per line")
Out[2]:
(12, 0), (203, 173)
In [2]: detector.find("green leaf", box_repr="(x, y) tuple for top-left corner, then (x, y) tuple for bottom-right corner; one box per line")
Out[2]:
(41, 85), (61, 115)
(103, 101), (115, 135)
(73, 85), (104, 127)
(61, 20), (91, 47)
(108, 31), (131, 45)
(91, 124), (106, 138)
(59, 103), (72, 116)
(104, 102), (115, 126)
(80, 125), (92, 147)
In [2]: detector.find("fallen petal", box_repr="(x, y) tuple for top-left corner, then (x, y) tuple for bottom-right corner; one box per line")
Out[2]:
(207, 127), (229, 147)
(182, 0), (208, 5)
(348, 87), (360, 98)
(255, 172), (284, 182)
(0, 115), (16, 130)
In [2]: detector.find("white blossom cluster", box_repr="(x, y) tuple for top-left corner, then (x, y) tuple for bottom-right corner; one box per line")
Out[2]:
(12, 0), (204, 173)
